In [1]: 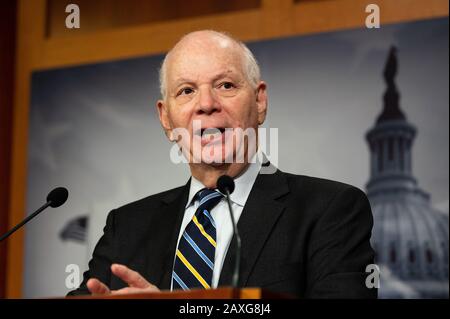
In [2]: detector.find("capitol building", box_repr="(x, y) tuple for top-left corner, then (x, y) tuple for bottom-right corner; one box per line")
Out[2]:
(365, 47), (449, 298)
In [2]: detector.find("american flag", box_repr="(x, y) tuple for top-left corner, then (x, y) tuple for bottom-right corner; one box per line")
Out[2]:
(59, 216), (88, 243)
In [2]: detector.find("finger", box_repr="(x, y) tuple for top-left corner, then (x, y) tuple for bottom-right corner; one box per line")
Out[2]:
(111, 287), (140, 295)
(87, 278), (111, 295)
(111, 264), (152, 289)
(87, 278), (110, 295)
(111, 286), (160, 295)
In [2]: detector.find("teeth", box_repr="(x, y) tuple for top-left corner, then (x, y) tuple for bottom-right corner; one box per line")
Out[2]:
(202, 128), (223, 136)
(203, 132), (221, 138)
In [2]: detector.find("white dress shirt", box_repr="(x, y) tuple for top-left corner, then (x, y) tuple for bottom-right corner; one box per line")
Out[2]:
(171, 154), (262, 290)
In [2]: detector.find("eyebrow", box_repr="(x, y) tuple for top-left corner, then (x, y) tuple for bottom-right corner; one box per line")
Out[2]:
(172, 70), (238, 89)
(172, 78), (195, 88)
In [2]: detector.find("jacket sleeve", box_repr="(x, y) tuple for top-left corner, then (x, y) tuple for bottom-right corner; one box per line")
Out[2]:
(66, 209), (117, 296)
(305, 186), (377, 299)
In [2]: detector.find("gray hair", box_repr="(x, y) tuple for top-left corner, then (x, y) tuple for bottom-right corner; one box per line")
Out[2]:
(158, 30), (261, 100)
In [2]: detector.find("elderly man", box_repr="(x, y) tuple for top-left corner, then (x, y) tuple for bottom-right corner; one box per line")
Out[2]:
(68, 30), (376, 298)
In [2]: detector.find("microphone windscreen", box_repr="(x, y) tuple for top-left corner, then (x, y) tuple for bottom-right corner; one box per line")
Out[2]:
(217, 175), (235, 195)
(47, 187), (69, 208)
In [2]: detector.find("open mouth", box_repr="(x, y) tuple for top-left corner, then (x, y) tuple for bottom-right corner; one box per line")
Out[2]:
(195, 127), (228, 146)
(200, 127), (226, 136)
(194, 127), (227, 137)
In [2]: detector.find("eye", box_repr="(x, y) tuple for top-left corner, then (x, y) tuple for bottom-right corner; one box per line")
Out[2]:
(219, 82), (235, 90)
(177, 87), (194, 96)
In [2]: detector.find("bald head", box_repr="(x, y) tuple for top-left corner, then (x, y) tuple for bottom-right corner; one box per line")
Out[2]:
(159, 30), (260, 100)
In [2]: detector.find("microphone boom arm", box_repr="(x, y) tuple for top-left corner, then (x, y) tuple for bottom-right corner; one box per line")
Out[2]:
(0, 201), (51, 242)
(0, 186), (68, 242)
(224, 190), (241, 288)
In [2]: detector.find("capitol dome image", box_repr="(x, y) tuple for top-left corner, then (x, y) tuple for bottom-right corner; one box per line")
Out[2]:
(366, 47), (449, 298)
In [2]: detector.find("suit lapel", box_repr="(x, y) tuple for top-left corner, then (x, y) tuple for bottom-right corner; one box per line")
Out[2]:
(219, 169), (289, 287)
(145, 182), (190, 290)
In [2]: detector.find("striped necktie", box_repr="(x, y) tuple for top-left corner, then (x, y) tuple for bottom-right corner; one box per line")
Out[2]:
(172, 188), (223, 290)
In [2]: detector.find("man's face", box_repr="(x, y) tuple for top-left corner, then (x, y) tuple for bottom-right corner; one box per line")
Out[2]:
(157, 34), (267, 165)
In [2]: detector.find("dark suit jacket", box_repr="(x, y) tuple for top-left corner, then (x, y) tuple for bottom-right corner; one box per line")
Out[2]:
(68, 169), (377, 298)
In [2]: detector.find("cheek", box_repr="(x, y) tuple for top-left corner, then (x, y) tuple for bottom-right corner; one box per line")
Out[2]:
(225, 95), (258, 126)
(168, 107), (192, 128)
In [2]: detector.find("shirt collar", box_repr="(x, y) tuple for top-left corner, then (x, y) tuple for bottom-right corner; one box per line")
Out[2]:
(186, 176), (207, 208)
(186, 150), (263, 208)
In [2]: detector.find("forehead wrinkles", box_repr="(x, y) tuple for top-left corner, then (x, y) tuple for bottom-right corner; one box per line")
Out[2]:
(166, 38), (246, 84)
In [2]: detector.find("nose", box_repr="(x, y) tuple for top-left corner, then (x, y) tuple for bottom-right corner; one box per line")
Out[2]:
(197, 87), (221, 115)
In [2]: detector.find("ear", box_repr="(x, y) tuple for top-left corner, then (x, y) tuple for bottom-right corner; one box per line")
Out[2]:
(255, 81), (268, 125)
(156, 99), (174, 141)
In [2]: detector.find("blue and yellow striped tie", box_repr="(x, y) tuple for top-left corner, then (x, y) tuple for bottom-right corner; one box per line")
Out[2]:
(172, 188), (223, 290)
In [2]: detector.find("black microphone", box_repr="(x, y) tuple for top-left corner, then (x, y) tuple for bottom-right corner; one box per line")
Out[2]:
(217, 175), (241, 288)
(0, 187), (68, 242)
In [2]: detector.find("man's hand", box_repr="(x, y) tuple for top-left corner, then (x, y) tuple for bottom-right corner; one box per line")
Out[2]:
(87, 264), (160, 295)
